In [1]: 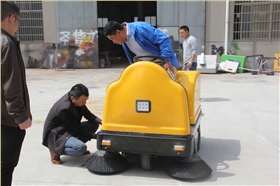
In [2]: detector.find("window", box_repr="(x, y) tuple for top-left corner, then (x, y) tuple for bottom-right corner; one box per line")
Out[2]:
(234, 1), (280, 41)
(98, 18), (108, 28)
(144, 16), (156, 26)
(134, 16), (156, 26)
(14, 1), (44, 42)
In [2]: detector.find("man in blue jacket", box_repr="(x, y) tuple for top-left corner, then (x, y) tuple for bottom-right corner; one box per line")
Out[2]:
(103, 21), (178, 79)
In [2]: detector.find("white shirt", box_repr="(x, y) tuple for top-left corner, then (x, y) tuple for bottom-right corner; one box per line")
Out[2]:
(183, 35), (197, 64)
(125, 26), (153, 58)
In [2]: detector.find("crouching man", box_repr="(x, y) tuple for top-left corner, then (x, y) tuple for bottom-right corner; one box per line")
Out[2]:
(42, 83), (102, 164)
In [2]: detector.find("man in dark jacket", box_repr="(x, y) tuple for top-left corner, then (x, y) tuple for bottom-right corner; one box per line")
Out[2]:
(1, 2), (32, 186)
(42, 83), (102, 164)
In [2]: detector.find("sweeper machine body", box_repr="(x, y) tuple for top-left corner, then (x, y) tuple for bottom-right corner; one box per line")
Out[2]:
(85, 55), (212, 180)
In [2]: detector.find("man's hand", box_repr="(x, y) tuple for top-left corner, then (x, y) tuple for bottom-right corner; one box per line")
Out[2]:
(186, 62), (192, 69)
(163, 62), (174, 73)
(19, 118), (32, 130)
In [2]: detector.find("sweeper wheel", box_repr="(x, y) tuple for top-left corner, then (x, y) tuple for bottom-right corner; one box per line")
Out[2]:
(141, 154), (152, 170)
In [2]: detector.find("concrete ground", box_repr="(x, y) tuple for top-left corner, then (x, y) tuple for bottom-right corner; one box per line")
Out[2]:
(12, 64), (279, 186)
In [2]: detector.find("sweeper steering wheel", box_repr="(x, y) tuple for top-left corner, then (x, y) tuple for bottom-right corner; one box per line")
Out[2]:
(133, 55), (166, 66)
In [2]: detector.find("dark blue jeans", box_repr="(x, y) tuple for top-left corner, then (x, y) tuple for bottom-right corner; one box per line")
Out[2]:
(61, 121), (99, 156)
(184, 62), (197, 71)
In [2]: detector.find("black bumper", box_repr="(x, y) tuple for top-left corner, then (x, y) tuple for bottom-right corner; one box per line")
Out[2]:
(97, 131), (194, 158)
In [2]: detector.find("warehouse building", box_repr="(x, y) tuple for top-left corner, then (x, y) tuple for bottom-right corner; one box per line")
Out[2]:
(13, 1), (280, 69)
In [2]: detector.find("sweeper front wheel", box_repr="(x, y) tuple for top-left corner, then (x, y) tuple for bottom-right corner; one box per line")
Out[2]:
(141, 154), (152, 170)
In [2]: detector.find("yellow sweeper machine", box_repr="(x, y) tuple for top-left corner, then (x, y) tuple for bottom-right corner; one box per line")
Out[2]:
(84, 55), (212, 180)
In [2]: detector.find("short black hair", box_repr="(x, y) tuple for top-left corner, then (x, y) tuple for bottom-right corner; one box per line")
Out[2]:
(103, 21), (124, 37)
(1, 1), (20, 22)
(69, 84), (89, 99)
(180, 25), (189, 32)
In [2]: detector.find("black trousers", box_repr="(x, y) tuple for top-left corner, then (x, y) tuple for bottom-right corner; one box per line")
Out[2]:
(1, 125), (26, 186)
(77, 121), (99, 143)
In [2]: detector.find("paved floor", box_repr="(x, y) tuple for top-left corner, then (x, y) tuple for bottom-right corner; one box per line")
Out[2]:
(12, 65), (279, 186)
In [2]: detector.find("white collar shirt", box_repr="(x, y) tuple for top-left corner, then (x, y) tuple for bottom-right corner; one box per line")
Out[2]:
(125, 26), (153, 57)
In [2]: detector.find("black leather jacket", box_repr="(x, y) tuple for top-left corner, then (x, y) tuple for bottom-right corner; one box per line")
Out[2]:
(1, 28), (32, 127)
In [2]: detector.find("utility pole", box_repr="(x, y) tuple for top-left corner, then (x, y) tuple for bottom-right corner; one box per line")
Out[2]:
(224, 1), (229, 54)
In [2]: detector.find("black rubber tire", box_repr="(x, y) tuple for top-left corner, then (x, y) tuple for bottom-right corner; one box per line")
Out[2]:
(197, 126), (201, 152)
(141, 154), (152, 170)
(266, 71), (274, 75)
(251, 71), (258, 75)
(193, 126), (201, 154)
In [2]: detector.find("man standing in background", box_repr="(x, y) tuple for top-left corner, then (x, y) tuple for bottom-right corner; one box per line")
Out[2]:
(1, 1), (32, 185)
(179, 25), (197, 70)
